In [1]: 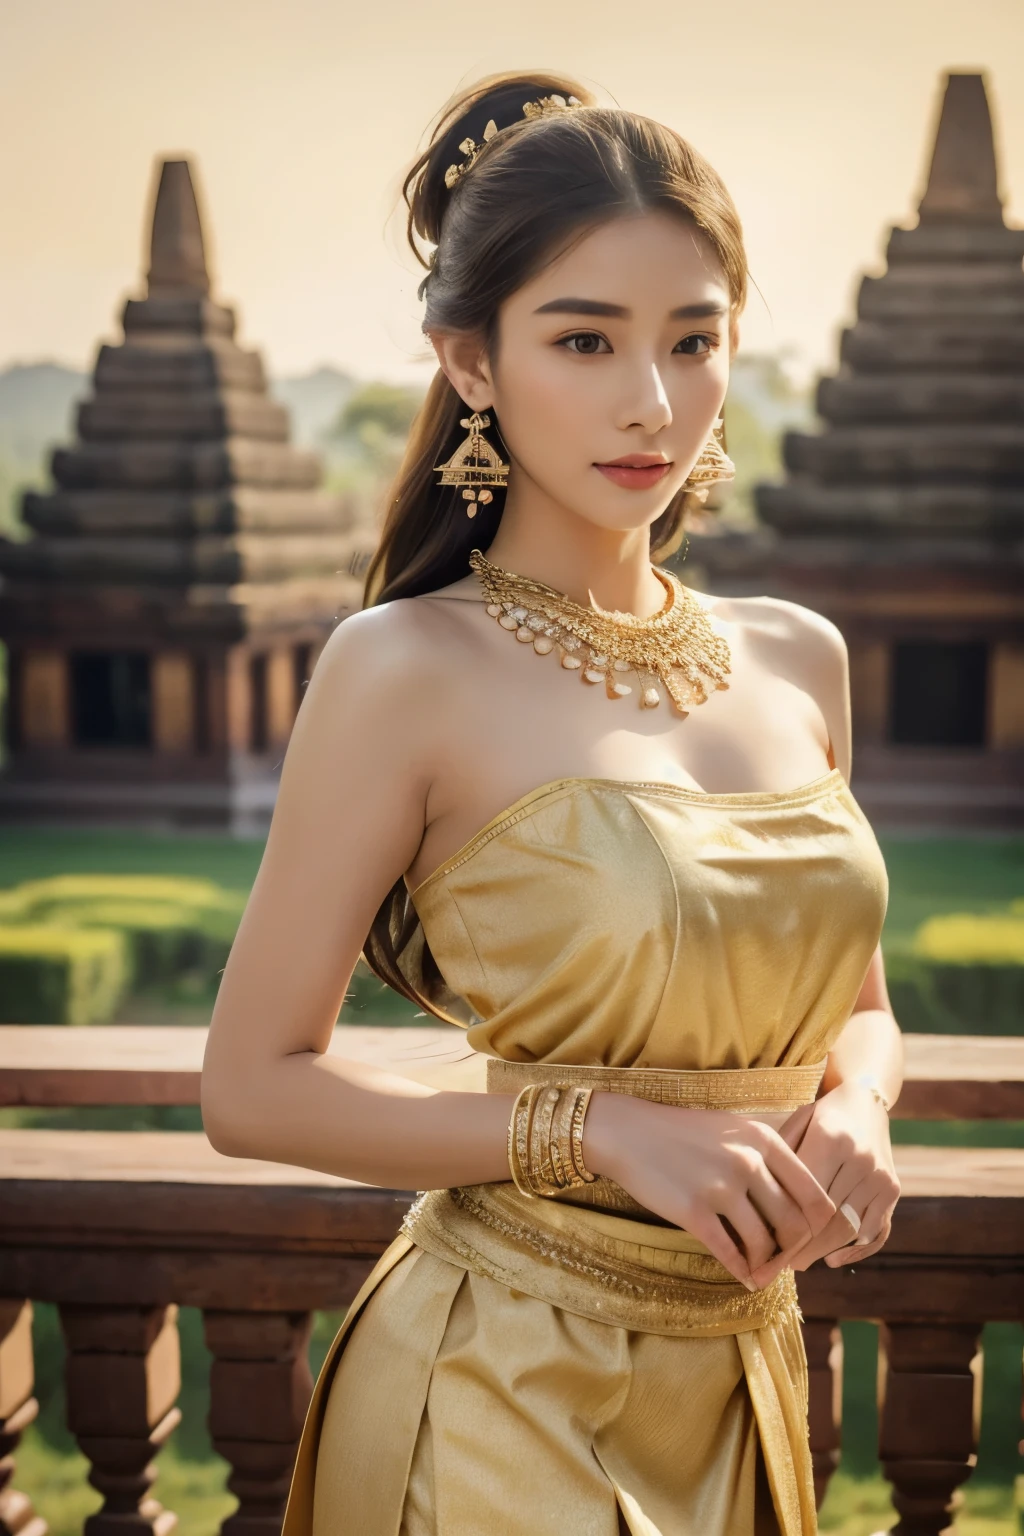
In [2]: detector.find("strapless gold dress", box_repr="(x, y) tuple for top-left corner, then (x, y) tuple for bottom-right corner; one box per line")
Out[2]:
(283, 768), (888, 1536)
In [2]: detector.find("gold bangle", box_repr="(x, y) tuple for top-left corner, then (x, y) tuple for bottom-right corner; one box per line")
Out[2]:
(548, 1084), (578, 1189)
(528, 1086), (563, 1195)
(568, 1087), (597, 1184)
(507, 1085), (539, 1198)
(507, 1083), (598, 1198)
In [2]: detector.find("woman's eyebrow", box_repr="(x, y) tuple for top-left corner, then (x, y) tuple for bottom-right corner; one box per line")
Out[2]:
(532, 298), (728, 320)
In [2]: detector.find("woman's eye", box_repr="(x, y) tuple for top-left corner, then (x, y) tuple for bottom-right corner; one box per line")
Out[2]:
(559, 333), (611, 355)
(674, 334), (715, 355)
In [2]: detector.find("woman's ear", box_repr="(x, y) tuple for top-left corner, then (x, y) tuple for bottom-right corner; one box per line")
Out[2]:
(427, 330), (494, 411)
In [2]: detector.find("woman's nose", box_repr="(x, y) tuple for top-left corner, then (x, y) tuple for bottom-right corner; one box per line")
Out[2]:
(618, 360), (672, 434)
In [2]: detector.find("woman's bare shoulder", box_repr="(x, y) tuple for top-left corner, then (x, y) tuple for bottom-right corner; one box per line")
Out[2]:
(697, 589), (847, 667)
(305, 587), (488, 771)
(317, 584), (482, 674)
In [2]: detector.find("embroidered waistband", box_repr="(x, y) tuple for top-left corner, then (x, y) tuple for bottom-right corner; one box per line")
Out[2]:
(485, 1056), (826, 1111)
(484, 1057), (825, 1216)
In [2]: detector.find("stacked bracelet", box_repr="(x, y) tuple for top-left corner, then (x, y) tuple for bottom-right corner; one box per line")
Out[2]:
(507, 1083), (597, 1197)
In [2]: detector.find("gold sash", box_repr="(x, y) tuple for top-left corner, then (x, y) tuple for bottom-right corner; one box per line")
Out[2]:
(402, 1057), (826, 1331)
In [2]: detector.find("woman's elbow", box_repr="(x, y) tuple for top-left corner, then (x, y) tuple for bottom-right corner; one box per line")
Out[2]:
(200, 1069), (255, 1159)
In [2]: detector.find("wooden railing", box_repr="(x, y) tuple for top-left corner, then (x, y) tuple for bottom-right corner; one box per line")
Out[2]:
(1, 1026), (1022, 1536)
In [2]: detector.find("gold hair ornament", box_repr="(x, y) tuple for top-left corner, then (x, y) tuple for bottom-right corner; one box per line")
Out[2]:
(443, 93), (583, 191)
(469, 546), (731, 715)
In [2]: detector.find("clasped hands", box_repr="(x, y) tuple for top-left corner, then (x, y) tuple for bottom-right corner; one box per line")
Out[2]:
(585, 1081), (901, 1292)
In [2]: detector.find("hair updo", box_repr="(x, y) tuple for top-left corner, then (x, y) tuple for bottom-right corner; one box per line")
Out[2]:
(360, 70), (748, 1005)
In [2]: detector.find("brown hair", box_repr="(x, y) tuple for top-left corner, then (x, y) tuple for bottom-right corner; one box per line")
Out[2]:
(360, 70), (749, 1007)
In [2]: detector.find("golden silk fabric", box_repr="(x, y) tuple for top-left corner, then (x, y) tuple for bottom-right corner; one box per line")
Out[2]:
(283, 769), (889, 1536)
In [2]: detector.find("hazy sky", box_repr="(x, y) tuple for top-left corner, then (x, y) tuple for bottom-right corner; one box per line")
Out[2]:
(2, 0), (1022, 386)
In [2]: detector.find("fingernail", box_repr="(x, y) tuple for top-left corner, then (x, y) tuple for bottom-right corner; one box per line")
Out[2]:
(741, 1277), (758, 1292)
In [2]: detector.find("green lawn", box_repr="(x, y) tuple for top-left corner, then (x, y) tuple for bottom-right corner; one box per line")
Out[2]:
(0, 826), (266, 890)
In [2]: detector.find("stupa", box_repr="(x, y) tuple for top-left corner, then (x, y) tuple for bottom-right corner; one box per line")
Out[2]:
(695, 71), (1024, 827)
(0, 158), (371, 829)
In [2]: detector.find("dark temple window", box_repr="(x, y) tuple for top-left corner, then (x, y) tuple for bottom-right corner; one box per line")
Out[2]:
(889, 641), (988, 747)
(250, 653), (268, 752)
(71, 653), (151, 747)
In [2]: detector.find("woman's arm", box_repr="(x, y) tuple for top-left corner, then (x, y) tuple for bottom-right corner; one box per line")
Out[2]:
(774, 608), (904, 1272)
(201, 606), (515, 1191)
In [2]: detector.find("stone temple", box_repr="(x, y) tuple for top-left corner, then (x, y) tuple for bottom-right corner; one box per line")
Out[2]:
(0, 158), (371, 829)
(695, 71), (1024, 828)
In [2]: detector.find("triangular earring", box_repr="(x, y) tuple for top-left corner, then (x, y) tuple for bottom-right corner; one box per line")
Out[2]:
(434, 411), (510, 518)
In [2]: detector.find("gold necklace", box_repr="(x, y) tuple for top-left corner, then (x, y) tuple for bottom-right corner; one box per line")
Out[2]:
(468, 547), (731, 715)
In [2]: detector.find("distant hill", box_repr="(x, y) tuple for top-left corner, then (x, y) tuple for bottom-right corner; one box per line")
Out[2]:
(271, 365), (358, 445)
(0, 362), (88, 466)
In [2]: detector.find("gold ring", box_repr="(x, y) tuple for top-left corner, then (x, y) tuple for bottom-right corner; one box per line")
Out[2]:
(839, 1201), (862, 1235)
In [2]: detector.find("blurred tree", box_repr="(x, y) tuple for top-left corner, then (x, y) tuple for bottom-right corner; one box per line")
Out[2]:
(333, 382), (424, 462)
(718, 353), (813, 527)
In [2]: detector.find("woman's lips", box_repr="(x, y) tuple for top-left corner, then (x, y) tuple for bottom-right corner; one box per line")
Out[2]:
(594, 461), (672, 490)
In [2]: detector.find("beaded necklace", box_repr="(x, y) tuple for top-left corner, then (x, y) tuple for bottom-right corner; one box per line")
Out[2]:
(469, 547), (731, 716)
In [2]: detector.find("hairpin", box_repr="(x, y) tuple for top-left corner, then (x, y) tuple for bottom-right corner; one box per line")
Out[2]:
(443, 94), (583, 191)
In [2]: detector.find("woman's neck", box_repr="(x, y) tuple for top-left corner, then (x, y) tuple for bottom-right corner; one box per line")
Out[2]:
(482, 494), (668, 618)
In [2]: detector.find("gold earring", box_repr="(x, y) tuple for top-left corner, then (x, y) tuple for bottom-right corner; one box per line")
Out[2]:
(434, 411), (510, 518)
(681, 418), (735, 502)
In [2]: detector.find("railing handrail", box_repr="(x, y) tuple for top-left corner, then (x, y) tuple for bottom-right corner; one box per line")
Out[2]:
(2, 1024), (1023, 1117)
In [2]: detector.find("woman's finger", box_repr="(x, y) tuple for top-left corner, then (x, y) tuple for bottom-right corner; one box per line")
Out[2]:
(746, 1165), (814, 1261)
(788, 1202), (863, 1271)
(829, 1180), (899, 1264)
(679, 1204), (757, 1290)
(778, 1101), (816, 1153)
(789, 1116), (851, 1201)
(722, 1195), (779, 1274)
(759, 1131), (836, 1235)
(827, 1212), (893, 1267)
(823, 1153), (876, 1212)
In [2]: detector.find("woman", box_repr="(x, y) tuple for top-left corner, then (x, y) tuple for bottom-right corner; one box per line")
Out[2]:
(201, 70), (902, 1536)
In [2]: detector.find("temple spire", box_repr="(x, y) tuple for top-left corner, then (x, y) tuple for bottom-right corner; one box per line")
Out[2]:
(918, 72), (1003, 225)
(146, 158), (210, 298)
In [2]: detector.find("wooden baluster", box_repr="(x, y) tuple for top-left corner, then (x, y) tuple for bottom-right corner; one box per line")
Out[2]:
(803, 1318), (842, 1510)
(204, 1310), (313, 1536)
(879, 1320), (983, 1535)
(0, 1303), (46, 1536)
(59, 1304), (181, 1536)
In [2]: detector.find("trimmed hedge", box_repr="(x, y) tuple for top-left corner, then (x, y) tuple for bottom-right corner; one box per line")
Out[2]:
(0, 874), (248, 1023)
(0, 924), (130, 1025)
(886, 902), (1024, 1036)
(0, 875), (247, 991)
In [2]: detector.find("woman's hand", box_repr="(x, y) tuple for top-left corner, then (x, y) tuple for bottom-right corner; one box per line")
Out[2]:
(777, 1082), (901, 1272)
(583, 1094), (837, 1291)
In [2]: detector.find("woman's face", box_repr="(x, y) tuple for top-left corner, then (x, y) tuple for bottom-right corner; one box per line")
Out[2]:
(478, 209), (734, 536)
